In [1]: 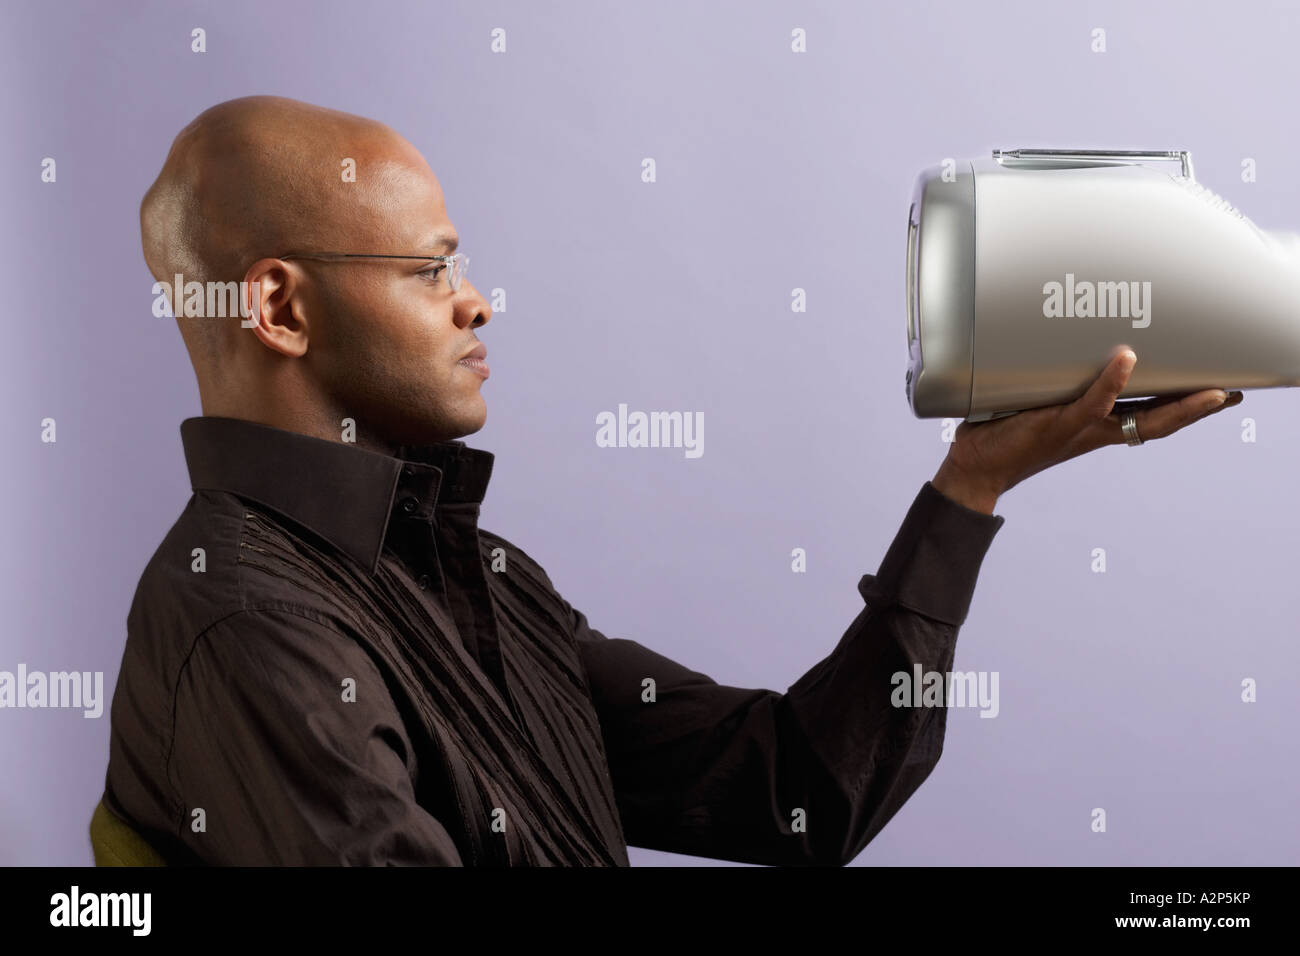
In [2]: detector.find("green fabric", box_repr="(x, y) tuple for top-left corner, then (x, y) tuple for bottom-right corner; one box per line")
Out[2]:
(90, 799), (168, 867)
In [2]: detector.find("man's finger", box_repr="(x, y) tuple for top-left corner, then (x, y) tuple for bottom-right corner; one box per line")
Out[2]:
(1103, 389), (1239, 444)
(1063, 348), (1136, 432)
(1114, 392), (1197, 414)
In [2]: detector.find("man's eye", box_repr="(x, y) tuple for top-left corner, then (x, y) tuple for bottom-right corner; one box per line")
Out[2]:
(418, 266), (446, 282)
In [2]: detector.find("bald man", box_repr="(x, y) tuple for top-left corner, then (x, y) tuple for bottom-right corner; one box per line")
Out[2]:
(101, 96), (1242, 867)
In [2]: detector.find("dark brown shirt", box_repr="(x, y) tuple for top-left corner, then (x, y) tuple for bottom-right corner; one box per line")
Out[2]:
(103, 416), (1004, 866)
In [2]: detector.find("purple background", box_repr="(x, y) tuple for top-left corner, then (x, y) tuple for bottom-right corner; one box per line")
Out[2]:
(3, 0), (1297, 866)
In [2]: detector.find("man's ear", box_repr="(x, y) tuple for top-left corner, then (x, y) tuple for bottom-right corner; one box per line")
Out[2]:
(241, 258), (309, 358)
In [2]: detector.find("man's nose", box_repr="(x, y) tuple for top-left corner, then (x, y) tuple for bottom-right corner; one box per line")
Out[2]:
(455, 280), (492, 329)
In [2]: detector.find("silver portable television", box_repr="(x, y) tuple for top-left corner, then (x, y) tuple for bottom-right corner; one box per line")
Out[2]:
(905, 148), (1300, 419)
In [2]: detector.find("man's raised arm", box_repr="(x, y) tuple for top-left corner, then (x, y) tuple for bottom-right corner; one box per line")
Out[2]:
(571, 480), (1002, 866)
(572, 348), (1244, 865)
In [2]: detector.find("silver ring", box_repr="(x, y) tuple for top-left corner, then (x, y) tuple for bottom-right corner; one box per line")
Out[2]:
(1120, 409), (1144, 446)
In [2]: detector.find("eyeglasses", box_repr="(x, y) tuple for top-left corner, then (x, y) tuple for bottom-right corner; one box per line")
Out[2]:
(278, 251), (470, 292)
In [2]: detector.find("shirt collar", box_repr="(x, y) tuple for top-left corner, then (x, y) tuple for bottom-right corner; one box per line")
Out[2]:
(180, 416), (495, 575)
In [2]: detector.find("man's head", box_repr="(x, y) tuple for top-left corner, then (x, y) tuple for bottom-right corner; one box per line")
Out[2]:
(141, 95), (492, 451)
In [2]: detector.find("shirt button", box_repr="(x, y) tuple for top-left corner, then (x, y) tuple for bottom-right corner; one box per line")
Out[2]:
(417, 574), (431, 590)
(400, 496), (418, 514)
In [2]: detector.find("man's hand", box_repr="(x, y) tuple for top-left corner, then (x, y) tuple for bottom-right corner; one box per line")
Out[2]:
(931, 347), (1245, 515)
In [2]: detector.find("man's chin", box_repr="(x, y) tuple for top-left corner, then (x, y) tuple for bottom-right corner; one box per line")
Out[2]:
(450, 411), (486, 440)
(354, 401), (484, 450)
(419, 401), (487, 444)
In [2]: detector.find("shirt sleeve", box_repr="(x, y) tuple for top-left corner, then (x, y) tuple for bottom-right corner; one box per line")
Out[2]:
(571, 480), (1005, 866)
(167, 607), (464, 865)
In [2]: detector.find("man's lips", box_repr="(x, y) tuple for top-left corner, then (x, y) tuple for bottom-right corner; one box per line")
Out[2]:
(457, 342), (489, 379)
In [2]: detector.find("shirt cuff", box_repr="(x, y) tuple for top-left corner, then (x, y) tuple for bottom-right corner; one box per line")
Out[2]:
(857, 480), (1006, 628)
